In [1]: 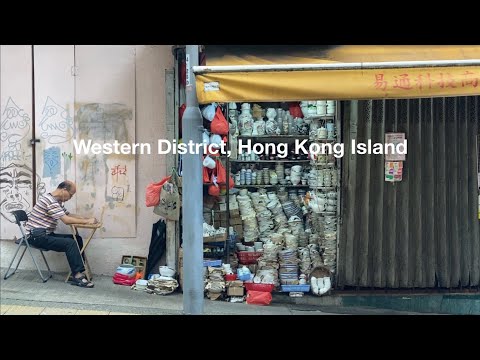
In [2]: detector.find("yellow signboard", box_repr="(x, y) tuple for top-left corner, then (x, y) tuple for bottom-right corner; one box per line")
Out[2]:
(196, 66), (480, 104)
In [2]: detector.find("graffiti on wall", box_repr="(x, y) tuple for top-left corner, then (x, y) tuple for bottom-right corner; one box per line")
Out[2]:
(109, 164), (128, 202)
(77, 103), (130, 143)
(43, 146), (61, 178)
(39, 96), (74, 144)
(62, 152), (72, 181)
(0, 97), (31, 165)
(105, 158), (132, 205)
(75, 103), (135, 236)
(111, 186), (125, 202)
(0, 163), (45, 223)
(78, 155), (99, 185)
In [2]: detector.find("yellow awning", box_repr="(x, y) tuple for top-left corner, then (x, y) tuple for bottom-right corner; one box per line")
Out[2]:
(195, 45), (480, 104)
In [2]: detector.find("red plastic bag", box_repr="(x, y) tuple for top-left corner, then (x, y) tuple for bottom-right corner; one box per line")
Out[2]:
(203, 166), (211, 183)
(246, 290), (272, 305)
(216, 158), (227, 184)
(208, 184), (220, 196)
(210, 107), (229, 135)
(289, 102), (303, 118)
(113, 273), (137, 286)
(145, 176), (171, 207)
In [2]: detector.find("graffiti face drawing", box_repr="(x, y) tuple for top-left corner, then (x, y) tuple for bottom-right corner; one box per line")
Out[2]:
(0, 163), (45, 223)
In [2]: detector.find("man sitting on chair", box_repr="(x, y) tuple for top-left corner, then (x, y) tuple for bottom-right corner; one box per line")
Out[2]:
(25, 180), (98, 288)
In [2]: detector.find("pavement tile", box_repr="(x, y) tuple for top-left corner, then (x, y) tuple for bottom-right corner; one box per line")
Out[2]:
(1, 304), (13, 315)
(108, 311), (137, 315)
(40, 307), (78, 315)
(75, 310), (109, 315)
(4, 305), (45, 315)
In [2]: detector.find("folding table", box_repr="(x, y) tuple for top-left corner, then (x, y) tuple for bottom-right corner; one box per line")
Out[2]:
(65, 222), (102, 283)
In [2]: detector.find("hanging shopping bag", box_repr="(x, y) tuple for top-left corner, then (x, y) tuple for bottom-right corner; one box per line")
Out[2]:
(213, 158), (234, 188)
(210, 106), (229, 135)
(203, 166), (211, 183)
(216, 158), (227, 184)
(171, 167), (182, 195)
(145, 176), (171, 207)
(153, 175), (180, 220)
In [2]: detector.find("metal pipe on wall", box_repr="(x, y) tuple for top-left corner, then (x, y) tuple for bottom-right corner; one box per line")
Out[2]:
(193, 59), (480, 74)
(182, 45), (204, 315)
(31, 45), (38, 206)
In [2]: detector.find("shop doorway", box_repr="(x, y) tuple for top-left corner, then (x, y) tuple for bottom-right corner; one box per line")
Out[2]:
(1, 45), (137, 240)
(338, 97), (480, 290)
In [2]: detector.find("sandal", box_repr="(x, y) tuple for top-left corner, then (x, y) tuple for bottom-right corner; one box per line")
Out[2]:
(71, 274), (94, 288)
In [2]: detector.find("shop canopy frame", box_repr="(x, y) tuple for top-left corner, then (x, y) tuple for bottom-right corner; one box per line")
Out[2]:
(193, 45), (480, 104)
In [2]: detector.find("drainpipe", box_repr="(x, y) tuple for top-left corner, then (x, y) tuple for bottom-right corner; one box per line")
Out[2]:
(182, 45), (204, 315)
(31, 45), (39, 206)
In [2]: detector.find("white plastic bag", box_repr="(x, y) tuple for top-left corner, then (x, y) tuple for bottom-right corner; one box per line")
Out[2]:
(203, 155), (216, 169)
(202, 130), (210, 147)
(202, 102), (217, 121)
(210, 134), (222, 149)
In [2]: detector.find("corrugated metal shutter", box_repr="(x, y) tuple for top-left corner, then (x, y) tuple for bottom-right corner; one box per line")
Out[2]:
(338, 97), (480, 289)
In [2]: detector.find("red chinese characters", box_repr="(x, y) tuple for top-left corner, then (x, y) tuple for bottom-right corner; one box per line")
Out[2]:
(393, 74), (413, 90)
(373, 71), (479, 92)
(111, 165), (127, 181)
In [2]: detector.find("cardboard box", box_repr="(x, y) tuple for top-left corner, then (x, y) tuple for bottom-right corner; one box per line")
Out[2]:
(234, 225), (244, 235)
(121, 255), (147, 276)
(216, 223), (230, 230)
(229, 209), (240, 216)
(203, 196), (217, 210)
(219, 220), (228, 228)
(203, 233), (227, 243)
(227, 286), (245, 297)
(213, 211), (229, 221)
(230, 217), (243, 226)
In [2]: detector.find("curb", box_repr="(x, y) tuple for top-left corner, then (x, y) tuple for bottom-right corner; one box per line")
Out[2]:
(272, 292), (480, 314)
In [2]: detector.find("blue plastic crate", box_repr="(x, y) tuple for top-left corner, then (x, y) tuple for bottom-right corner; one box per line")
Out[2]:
(237, 273), (251, 281)
(280, 284), (311, 293)
(203, 259), (222, 267)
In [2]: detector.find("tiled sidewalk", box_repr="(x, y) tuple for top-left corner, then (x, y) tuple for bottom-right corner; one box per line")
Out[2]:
(1, 304), (135, 315)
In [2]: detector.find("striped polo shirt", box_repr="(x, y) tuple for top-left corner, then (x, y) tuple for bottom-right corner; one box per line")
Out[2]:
(25, 193), (70, 233)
